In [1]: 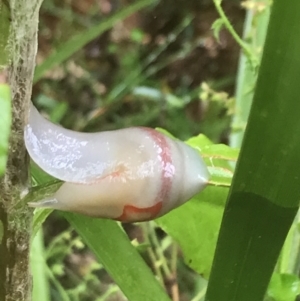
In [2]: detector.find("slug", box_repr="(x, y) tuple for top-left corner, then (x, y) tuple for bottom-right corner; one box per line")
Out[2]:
(24, 104), (209, 222)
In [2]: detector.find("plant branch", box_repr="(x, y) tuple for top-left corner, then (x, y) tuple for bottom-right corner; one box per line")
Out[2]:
(212, 0), (258, 69)
(0, 0), (43, 300)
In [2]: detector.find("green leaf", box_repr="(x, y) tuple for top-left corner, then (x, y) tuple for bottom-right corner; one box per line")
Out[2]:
(230, 0), (270, 148)
(32, 208), (53, 240)
(211, 18), (225, 42)
(63, 212), (171, 301)
(156, 186), (228, 278)
(34, 0), (158, 83)
(205, 1), (300, 301)
(25, 180), (61, 239)
(0, 84), (11, 175)
(155, 127), (176, 139)
(268, 273), (300, 301)
(186, 134), (238, 187)
(156, 131), (238, 187)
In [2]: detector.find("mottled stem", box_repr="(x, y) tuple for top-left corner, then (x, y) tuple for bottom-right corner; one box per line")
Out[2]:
(0, 0), (43, 300)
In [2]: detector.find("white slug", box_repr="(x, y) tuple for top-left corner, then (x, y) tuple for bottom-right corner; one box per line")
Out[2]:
(24, 104), (209, 222)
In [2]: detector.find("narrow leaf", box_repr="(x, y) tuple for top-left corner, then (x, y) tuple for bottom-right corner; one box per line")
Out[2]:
(205, 1), (300, 301)
(63, 212), (171, 301)
(211, 18), (225, 42)
(187, 134), (238, 187)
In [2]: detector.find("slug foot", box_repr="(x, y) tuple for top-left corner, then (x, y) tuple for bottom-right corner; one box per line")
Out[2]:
(116, 202), (163, 222)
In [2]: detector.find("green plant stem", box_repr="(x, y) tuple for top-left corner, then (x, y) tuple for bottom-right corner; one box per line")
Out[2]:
(148, 222), (172, 278)
(291, 213), (300, 274)
(212, 0), (258, 68)
(207, 180), (230, 188)
(278, 223), (295, 273)
(146, 222), (180, 301)
(230, 1), (270, 148)
(46, 264), (70, 301)
(141, 223), (165, 286)
(98, 285), (119, 301)
(0, 0), (43, 300)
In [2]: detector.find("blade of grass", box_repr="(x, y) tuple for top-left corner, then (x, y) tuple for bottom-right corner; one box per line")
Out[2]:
(31, 230), (50, 301)
(63, 212), (171, 301)
(107, 15), (193, 103)
(34, 0), (158, 83)
(205, 1), (300, 301)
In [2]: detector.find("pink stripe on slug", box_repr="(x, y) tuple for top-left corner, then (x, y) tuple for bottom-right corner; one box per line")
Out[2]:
(141, 128), (174, 208)
(115, 128), (174, 222)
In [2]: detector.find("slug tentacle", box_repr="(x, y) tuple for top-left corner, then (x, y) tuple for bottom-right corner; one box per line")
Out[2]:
(25, 104), (210, 222)
(27, 198), (58, 208)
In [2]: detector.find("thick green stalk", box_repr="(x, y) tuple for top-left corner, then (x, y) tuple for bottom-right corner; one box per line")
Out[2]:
(205, 1), (300, 301)
(0, 0), (43, 300)
(230, 1), (270, 148)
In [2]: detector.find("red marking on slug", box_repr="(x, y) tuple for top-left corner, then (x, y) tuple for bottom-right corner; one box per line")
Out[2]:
(116, 201), (163, 222)
(141, 128), (174, 203)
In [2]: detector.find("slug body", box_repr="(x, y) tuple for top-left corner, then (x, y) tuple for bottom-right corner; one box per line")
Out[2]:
(25, 104), (209, 222)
